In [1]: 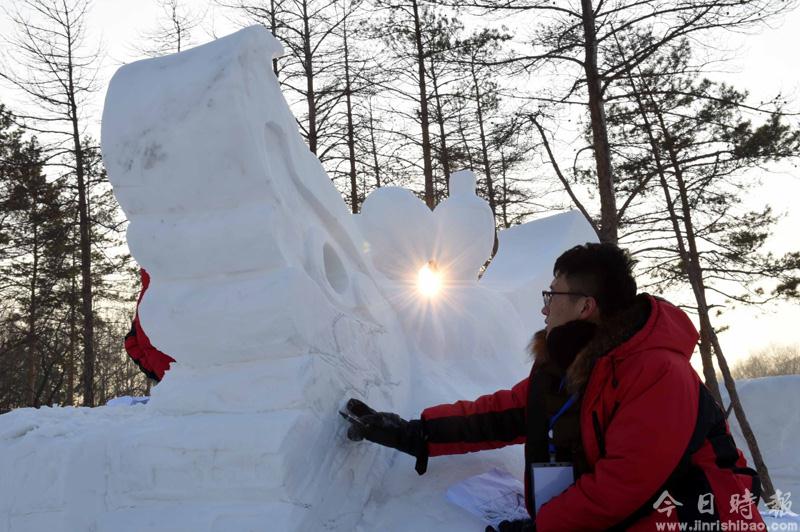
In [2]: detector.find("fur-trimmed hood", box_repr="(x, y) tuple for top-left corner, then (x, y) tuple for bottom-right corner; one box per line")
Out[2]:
(529, 294), (699, 393)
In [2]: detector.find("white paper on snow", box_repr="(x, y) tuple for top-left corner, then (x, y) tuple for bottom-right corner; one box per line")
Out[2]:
(446, 468), (530, 528)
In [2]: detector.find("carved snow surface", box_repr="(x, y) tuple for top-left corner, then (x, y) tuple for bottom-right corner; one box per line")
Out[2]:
(0, 26), (596, 531)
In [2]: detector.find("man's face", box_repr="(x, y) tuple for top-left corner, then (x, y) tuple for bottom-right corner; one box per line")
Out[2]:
(542, 274), (588, 335)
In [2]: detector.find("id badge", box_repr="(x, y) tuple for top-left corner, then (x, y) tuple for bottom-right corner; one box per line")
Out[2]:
(530, 462), (574, 514)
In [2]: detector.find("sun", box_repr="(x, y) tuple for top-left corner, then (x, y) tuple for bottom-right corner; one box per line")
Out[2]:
(417, 260), (442, 297)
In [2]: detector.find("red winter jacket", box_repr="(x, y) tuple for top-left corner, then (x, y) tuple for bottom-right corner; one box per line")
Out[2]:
(123, 269), (175, 381)
(421, 296), (763, 530)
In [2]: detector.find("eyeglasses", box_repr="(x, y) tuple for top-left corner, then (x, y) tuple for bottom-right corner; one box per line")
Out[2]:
(542, 290), (589, 307)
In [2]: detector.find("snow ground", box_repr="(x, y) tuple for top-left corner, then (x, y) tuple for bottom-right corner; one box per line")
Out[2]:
(722, 376), (800, 503)
(0, 376), (796, 531)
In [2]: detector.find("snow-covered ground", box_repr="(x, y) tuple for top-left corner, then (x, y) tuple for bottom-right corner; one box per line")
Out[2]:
(1, 376), (797, 531)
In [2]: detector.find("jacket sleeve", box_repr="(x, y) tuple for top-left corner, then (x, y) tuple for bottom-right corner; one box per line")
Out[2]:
(420, 376), (529, 456)
(535, 353), (699, 531)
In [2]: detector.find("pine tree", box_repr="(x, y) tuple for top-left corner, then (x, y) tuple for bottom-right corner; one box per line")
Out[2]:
(463, 0), (796, 243)
(1, 0), (103, 405)
(608, 35), (800, 505)
(0, 103), (71, 409)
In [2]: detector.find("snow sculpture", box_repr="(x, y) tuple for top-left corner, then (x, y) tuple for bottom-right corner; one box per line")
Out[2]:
(0, 25), (597, 532)
(101, 27), (410, 415)
(358, 169), (494, 283)
(431, 169), (496, 280)
(482, 210), (602, 334)
(357, 169), (524, 368)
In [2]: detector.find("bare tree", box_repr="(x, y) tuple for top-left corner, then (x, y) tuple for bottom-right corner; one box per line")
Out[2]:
(733, 345), (800, 379)
(370, 0), (441, 208)
(222, 0), (353, 160)
(217, 0), (286, 76)
(461, 0), (797, 243)
(138, 0), (206, 57)
(1, 0), (101, 406)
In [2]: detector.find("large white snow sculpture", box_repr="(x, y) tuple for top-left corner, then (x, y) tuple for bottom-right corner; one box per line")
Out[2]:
(356, 169), (527, 368)
(102, 27), (407, 399)
(0, 25), (597, 532)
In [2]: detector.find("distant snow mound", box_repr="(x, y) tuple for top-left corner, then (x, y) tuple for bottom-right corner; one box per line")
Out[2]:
(721, 375), (800, 501)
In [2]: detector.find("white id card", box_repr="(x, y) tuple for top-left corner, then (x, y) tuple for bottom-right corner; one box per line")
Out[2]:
(531, 462), (574, 514)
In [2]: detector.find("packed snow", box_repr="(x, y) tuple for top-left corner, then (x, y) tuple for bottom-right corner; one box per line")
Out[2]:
(0, 26), (797, 532)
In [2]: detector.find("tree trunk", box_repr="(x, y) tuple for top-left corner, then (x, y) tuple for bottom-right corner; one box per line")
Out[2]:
(580, 0), (617, 244)
(367, 100), (381, 188)
(500, 150), (509, 228)
(708, 329), (776, 505)
(34, 352), (53, 406)
(173, 3), (183, 53)
(613, 32), (723, 403)
(652, 158), (721, 404)
(471, 62), (496, 220)
(629, 52), (778, 499)
(26, 219), (39, 407)
(660, 118), (777, 504)
(66, 22), (95, 407)
(458, 113), (475, 171)
(410, 0), (435, 209)
(66, 272), (76, 406)
(343, 15), (358, 213)
(697, 334), (722, 404)
(302, 0), (317, 154)
(643, 110), (773, 504)
(75, 133), (94, 407)
(429, 58), (451, 195)
(270, 0), (279, 77)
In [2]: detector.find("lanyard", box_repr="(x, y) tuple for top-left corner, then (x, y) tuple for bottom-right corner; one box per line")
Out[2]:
(548, 391), (578, 463)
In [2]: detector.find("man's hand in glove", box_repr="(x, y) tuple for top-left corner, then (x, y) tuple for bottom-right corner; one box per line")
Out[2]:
(341, 398), (429, 474)
(486, 519), (535, 532)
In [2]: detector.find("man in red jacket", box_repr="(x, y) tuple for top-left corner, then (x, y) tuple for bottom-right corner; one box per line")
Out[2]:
(343, 243), (763, 531)
(124, 269), (175, 382)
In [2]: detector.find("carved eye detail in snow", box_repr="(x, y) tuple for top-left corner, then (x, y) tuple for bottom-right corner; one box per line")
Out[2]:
(323, 242), (348, 295)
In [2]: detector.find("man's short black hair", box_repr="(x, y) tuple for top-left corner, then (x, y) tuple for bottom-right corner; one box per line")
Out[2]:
(553, 242), (637, 317)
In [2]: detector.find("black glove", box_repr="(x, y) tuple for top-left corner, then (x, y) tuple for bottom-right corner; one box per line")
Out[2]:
(342, 398), (429, 475)
(486, 519), (535, 532)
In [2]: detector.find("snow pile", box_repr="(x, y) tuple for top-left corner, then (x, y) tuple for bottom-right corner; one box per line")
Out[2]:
(2, 377), (796, 532)
(0, 26), (595, 531)
(722, 375), (800, 503)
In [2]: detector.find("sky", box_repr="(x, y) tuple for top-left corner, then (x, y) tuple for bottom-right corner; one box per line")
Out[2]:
(701, 6), (800, 366)
(0, 0), (799, 369)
